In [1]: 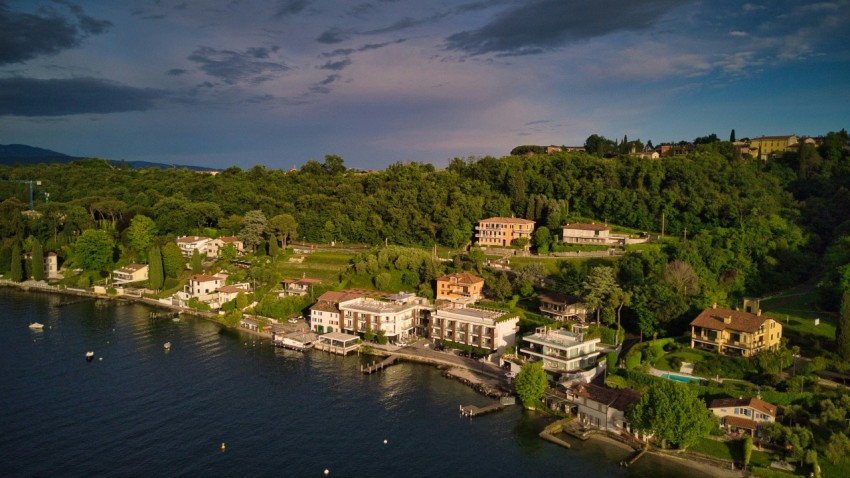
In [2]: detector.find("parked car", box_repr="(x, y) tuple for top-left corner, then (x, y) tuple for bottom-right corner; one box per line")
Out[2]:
(288, 317), (299, 324)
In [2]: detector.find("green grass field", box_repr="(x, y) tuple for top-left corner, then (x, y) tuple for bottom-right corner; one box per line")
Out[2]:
(276, 250), (355, 282)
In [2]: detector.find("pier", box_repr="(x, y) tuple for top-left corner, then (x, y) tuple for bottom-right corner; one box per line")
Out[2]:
(459, 402), (505, 417)
(150, 311), (180, 320)
(361, 355), (399, 374)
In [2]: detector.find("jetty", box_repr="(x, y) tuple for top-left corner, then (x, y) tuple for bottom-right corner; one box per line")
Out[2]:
(55, 298), (94, 307)
(459, 402), (505, 417)
(361, 355), (399, 374)
(620, 445), (648, 467)
(150, 311), (180, 320)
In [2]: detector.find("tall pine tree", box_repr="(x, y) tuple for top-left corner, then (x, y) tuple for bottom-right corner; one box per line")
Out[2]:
(31, 238), (44, 281)
(10, 243), (23, 282)
(837, 291), (850, 360)
(190, 249), (203, 274)
(148, 246), (164, 290)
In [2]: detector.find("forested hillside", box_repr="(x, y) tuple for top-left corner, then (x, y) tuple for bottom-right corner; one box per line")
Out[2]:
(1, 133), (849, 309)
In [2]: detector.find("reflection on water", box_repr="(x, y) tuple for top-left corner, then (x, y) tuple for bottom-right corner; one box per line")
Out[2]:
(1, 288), (703, 478)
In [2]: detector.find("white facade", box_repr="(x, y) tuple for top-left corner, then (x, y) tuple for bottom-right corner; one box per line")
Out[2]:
(521, 326), (601, 372)
(185, 274), (224, 301)
(340, 293), (429, 342)
(176, 236), (211, 257)
(429, 306), (519, 354)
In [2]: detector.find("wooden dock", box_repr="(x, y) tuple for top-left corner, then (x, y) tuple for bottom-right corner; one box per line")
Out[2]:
(459, 402), (505, 417)
(361, 355), (399, 374)
(620, 445), (648, 467)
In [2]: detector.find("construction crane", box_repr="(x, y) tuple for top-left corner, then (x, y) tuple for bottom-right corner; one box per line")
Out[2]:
(0, 179), (42, 210)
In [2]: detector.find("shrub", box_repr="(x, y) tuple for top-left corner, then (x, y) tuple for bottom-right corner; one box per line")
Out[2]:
(625, 348), (642, 370)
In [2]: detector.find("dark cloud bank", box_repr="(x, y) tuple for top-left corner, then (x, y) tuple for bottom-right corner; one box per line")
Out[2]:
(0, 77), (164, 116)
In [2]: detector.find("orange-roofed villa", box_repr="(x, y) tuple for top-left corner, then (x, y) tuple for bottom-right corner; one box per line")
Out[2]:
(689, 299), (782, 357)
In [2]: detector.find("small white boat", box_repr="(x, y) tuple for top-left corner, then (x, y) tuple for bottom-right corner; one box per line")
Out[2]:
(164, 342), (172, 351)
(85, 351), (94, 362)
(29, 322), (44, 330)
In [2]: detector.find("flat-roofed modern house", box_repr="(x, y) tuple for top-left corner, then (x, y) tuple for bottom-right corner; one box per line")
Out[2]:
(429, 305), (519, 355)
(520, 325), (601, 373)
(436, 272), (484, 304)
(112, 263), (149, 284)
(538, 292), (589, 322)
(709, 396), (778, 435)
(561, 223), (611, 244)
(475, 217), (535, 248)
(690, 300), (782, 357)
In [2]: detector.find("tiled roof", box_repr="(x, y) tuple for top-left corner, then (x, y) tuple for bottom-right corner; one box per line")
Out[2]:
(176, 236), (210, 243)
(479, 217), (535, 225)
(189, 274), (223, 283)
(436, 272), (484, 285)
(218, 285), (247, 293)
(563, 223), (610, 231)
(218, 236), (241, 243)
(538, 292), (582, 306)
(723, 416), (758, 430)
(311, 300), (340, 314)
(570, 383), (640, 412)
(117, 263), (147, 273)
(709, 397), (777, 417)
(690, 307), (770, 334)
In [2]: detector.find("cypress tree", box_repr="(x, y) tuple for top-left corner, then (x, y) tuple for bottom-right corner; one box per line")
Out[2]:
(730, 129), (736, 142)
(837, 291), (850, 360)
(148, 246), (164, 290)
(190, 248), (202, 274)
(10, 243), (23, 282)
(268, 236), (279, 259)
(31, 238), (44, 281)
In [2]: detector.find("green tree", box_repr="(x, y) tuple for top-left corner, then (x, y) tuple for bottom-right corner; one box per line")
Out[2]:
(492, 272), (513, 301)
(743, 436), (753, 469)
(72, 229), (114, 271)
(10, 243), (23, 282)
(582, 266), (617, 326)
(628, 380), (713, 449)
(161, 242), (185, 278)
(190, 249), (203, 274)
(126, 214), (158, 259)
(268, 213), (298, 248)
(148, 246), (164, 290)
(826, 432), (850, 465)
(30, 237), (44, 281)
(239, 210), (267, 253)
(514, 361), (547, 408)
(837, 290), (850, 360)
(533, 226), (552, 254)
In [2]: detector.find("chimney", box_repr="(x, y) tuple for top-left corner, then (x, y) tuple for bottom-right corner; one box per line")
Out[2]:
(724, 316), (732, 324)
(712, 302), (717, 309)
(757, 309), (762, 316)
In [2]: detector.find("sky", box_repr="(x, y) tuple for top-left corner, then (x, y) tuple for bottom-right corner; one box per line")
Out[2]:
(0, 0), (848, 170)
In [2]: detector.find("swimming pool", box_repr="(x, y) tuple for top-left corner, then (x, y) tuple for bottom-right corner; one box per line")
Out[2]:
(661, 372), (701, 383)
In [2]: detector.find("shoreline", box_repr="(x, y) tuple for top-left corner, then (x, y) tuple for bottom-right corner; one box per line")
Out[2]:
(5, 281), (742, 478)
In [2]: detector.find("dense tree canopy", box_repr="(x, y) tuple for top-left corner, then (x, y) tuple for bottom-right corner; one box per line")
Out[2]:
(628, 380), (713, 449)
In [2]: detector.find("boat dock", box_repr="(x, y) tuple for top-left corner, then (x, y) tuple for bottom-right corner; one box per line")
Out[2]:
(361, 355), (399, 374)
(459, 402), (505, 417)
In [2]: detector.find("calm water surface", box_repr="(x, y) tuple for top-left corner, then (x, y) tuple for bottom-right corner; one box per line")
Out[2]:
(0, 288), (713, 477)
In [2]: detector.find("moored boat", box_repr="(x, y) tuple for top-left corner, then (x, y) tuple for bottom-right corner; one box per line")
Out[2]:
(164, 342), (172, 351)
(85, 351), (94, 362)
(28, 322), (44, 330)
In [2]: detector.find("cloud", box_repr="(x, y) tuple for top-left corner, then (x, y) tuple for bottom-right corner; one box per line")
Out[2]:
(729, 31), (747, 37)
(319, 58), (352, 71)
(187, 46), (290, 84)
(320, 39), (407, 58)
(444, 0), (683, 56)
(274, 0), (313, 17)
(0, 77), (164, 116)
(0, 0), (112, 65)
(168, 68), (188, 76)
(317, 27), (350, 44)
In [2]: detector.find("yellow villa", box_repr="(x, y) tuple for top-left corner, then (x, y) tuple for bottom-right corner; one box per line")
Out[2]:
(690, 301), (782, 357)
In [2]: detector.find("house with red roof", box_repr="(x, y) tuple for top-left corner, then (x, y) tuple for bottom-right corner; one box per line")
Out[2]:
(690, 300), (782, 357)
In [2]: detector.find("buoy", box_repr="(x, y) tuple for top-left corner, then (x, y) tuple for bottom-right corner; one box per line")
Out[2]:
(324, 470), (329, 475)
(383, 439), (388, 444)
(221, 442), (226, 451)
(99, 357), (103, 361)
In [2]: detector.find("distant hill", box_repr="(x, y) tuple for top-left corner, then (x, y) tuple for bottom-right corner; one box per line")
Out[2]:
(0, 144), (217, 171)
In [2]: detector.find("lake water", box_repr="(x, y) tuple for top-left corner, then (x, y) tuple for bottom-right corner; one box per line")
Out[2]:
(0, 288), (713, 477)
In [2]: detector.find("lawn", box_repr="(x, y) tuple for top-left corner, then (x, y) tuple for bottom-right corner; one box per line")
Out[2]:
(276, 250), (355, 282)
(689, 437), (776, 467)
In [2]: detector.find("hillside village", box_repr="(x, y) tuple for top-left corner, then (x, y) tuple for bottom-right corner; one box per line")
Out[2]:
(2, 130), (850, 478)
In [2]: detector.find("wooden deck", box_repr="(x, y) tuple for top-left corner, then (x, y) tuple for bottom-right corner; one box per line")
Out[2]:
(459, 402), (505, 417)
(361, 355), (399, 374)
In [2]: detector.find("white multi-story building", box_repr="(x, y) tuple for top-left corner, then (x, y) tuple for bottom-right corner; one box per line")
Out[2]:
(176, 236), (212, 257)
(429, 305), (519, 355)
(340, 293), (430, 343)
(520, 325), (601, 373)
